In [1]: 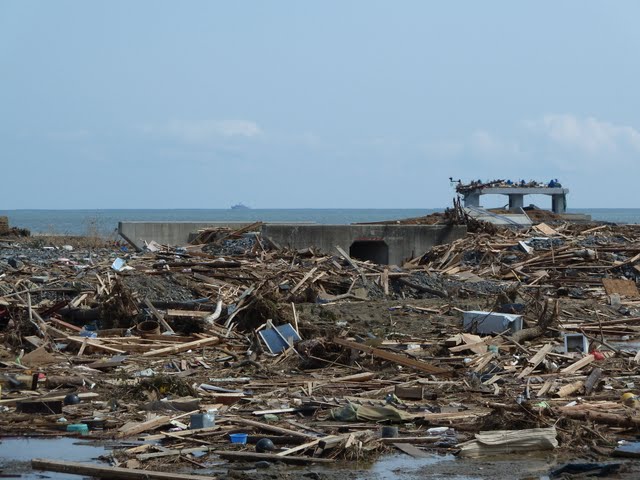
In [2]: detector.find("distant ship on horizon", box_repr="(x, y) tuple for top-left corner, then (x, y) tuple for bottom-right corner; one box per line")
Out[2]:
(230, 203), (251, 210)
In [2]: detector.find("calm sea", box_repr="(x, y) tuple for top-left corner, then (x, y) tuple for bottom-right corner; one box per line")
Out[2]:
(0, 208), (638, 237)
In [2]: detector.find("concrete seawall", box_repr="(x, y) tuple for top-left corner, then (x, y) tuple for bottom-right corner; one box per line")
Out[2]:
(261, 224), (466, 265)
(118, 222), (257, 250)
(119, 221), (466, 265)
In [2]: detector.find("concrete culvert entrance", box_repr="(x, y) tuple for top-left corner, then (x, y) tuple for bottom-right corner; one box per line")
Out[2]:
(349, 240), (389, 265)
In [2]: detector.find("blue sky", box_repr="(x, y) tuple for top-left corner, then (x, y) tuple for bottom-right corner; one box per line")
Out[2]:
(1, 1), (639, 209)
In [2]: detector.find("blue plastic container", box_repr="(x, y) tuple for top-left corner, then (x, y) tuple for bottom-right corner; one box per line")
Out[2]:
(67, 423), (89, 435)
(229, 433), (248, 444)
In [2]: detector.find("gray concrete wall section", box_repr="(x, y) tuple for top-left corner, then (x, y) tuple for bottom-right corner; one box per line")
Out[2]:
(119, 221), (467, 265)
(261, 224), (467, 265)
(118, 222), (258, 250)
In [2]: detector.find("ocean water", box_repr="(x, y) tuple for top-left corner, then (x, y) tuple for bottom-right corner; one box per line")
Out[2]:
(0, 208), (436, 236)
(0, 208), (639, 236)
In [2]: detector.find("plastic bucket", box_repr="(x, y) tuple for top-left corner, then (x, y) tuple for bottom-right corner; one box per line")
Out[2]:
(137, 320), (160, 336)
(67, 423), (89, 435)
(229, 433), (248, 444)
(380, 426), (398, 438)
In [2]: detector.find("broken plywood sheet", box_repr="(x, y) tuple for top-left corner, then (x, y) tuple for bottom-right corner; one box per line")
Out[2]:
(533, 223), (560, 236)
(602, 278), (639, 297)
(21, 346), (58, 367)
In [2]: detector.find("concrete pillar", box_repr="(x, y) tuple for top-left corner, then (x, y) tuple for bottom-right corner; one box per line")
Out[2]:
(552, 194), (566, 214)
(508, 194), (524, 211)
(464, 192), (481, 208)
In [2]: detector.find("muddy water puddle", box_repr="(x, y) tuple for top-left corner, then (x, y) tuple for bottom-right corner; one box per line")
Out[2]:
(308, 452), (557, 480)
(0, 437), (107, 479)
(363, 453), (463, 479)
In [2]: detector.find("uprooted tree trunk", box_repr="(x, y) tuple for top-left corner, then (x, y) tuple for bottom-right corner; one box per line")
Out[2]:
(510, 298), (558, 344)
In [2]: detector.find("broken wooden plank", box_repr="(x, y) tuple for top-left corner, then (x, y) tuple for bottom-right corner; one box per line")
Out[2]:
(144, 298), (175, 334)
(140, 424), (224, 441)
(561, 354), (595, 374)
(117, 415), (172, 438)
(166, 309), (211, 318)
(0, 392), (99, 407)
(335, 246), (367, 285)
(276, 438), (323, 456)
(533, 223), (560, 236)
(518, 343), (553, 379)
(137, 446), (212, 461)
(290, 267), (318, 294)
(141, 336), (219, 357)
(537, 379), (555, 398)
(228, 417), (316, 439)
(556, 380), (584, 397)
(381, 269), (389, 296)
(380, 436), (446, 444)
(602, 278), (639, 298)
(332, 372), (376, 382)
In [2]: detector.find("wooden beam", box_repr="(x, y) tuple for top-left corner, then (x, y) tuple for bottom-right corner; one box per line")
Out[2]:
(517, 343), (553, 379)
(0, 392), (99, 407)
(557, 380), (584, 398)
(276, 438), (323, 456)
(332, 338), (450, 375)
(214, 451), (333, 464)
(290, 267), (318, 294)
(31, 459), (215, 480)
(140, 424), (224, 441)
(141, 336), (219, 357)
(144, 298), (175, 334)
(227, 417), (316, 439)
(380, 436), (445, 444)
(117, 415), (171, 438)
(137, 446), (212, 461)
(561, 354), (595, 374)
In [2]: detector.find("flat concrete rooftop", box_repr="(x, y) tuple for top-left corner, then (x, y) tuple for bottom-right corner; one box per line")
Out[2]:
(466, 186), (568, 195)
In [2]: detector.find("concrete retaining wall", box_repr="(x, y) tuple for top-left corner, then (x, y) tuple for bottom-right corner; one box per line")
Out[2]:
(261, 224), (466, 265)
(119, 221), (467, 265)
(118, 222), (258, 250)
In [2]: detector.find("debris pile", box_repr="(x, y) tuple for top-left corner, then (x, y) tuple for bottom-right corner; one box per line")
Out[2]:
(2, 221), (640, 477)
(0, 215), (30, 238)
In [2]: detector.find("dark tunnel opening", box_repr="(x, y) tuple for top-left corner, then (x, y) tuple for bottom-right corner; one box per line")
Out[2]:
(349, 240), (389, 265)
